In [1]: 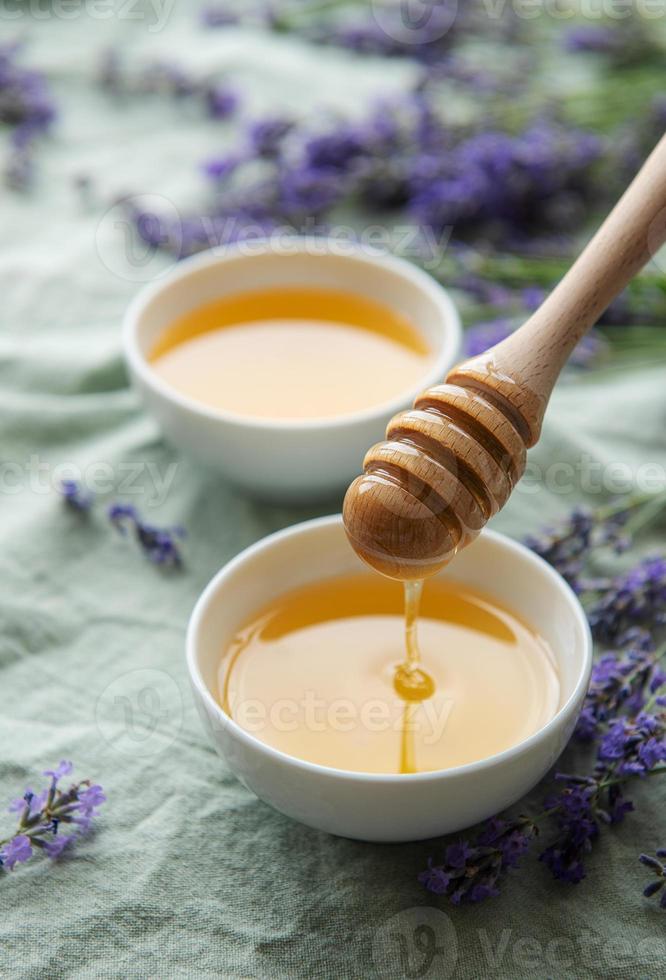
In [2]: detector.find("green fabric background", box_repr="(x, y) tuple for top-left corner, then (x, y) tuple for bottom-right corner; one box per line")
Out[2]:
(1, 4), (665, 978)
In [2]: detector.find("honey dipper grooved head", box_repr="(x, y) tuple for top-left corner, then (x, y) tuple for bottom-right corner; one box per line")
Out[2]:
(343, 380), (528, 580)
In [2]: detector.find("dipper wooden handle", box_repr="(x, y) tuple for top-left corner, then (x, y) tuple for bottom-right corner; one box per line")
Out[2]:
(344, 133), (666, 580)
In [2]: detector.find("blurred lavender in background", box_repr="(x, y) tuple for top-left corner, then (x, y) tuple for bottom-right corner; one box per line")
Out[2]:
(4, 1), (666, 350)
(0, 42), (56, 189)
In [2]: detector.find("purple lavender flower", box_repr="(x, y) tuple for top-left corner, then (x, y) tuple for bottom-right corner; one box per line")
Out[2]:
(127, 82), (609, 262)
(1, 763), (104, 870)
(463, 319), (512, 357)
(0, 835), (32, 871)
(42, 835), (74, 859)
(303, 127), (366, 174)
(201, 152), (243, 182)
(0, 42), (56, 189)
(60, 480), (94, 514)
(246, 116), (294, 158)
(274, 164), (347, 219)
(108, 503), (185, 567)
(524, 501), (641, 593)
(420, 817), (536, 905)
(423, 494), (666, 903)
(599, 714), (666, 776)
(524, 506), (595, 591)
(200, 5), (241, 28)
(539, 782), (598, 884)
(204, 82), (239, 120)
(408, 121), (603, 239)
(640, 850), (666, 909)
(43, 760), (73, 782)
(563, 25), (620, 54)
(8, 789), (46, 816)
(308, 3), (462, 62)
(540, 706), (664, 883)
(575, 631), (663, 740)
(522, 285), (546, 311)
(76, 785), (106, 816)
(99, 49), (239, 123)
(588, 556), (666, 643)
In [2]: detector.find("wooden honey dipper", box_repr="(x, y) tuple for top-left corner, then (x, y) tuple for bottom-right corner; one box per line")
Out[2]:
(344, 134), (666, 580)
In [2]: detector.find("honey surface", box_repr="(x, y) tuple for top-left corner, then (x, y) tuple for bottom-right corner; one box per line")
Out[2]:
(150, 287), (432, 420)
(219, 574), (560, 774)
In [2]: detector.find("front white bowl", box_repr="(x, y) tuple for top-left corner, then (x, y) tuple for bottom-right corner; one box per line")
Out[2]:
(186, 516), (592, 842)
(122, 241), (461, 502)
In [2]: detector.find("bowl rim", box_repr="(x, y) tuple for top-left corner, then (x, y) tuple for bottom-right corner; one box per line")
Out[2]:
(186, 515), (593, 784)
(122, 238), (462, 432)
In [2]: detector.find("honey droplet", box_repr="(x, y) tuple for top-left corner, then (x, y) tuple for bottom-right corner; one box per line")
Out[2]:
(393, 663), (436, 702)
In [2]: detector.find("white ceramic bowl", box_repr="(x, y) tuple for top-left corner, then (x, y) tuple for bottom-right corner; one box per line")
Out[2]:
(122, 241), (461, 502)
(187, 516), (592, 842)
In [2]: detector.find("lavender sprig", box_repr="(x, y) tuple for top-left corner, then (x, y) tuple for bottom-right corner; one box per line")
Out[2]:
(108, 503), (184, 567)
(575, 630), (665, 740)
(423, 495), (666, 906)
(421, 708), (665, 902)
(640, 850), (666, 909)
(0, 42), (56, 189)
(99, 49), (239, 121)
(0, 761), (105, 870)
(121, 91), (604, 260)
(524, 506), (602, 592)
(419, 817), (537, 904)
(60, 479), (94, 514)
(587, 556), (666, 644)
(523, 495), (666, 593)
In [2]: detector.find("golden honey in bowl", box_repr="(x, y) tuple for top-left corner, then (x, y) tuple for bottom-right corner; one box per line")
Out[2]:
(218, 574), (560, 775)
(149, 287), (433, 420)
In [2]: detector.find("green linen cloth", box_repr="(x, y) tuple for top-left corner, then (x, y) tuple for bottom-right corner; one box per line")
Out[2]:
(1, 6), (665, 978)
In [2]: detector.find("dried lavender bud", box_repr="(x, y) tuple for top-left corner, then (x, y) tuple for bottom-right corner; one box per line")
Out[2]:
(60, 479), (94, 514)
(0, 42), (56, 189)
(639, 850), (666, 909)
(539, 708), (665, 884)
(200, 5), (242, 28)
(0, 762), (105, 870)
(598, 712), (666, 777)
(575, 631), (664, 740)
(524, 507), (595, 592)
(588, 557), (666, 644)
(462, 319), (513, 358)
(98, 49), (239, 122)
(108, 503), (185, 567)
(420, 817), (537, 905)
(563, 25), (621, 54)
